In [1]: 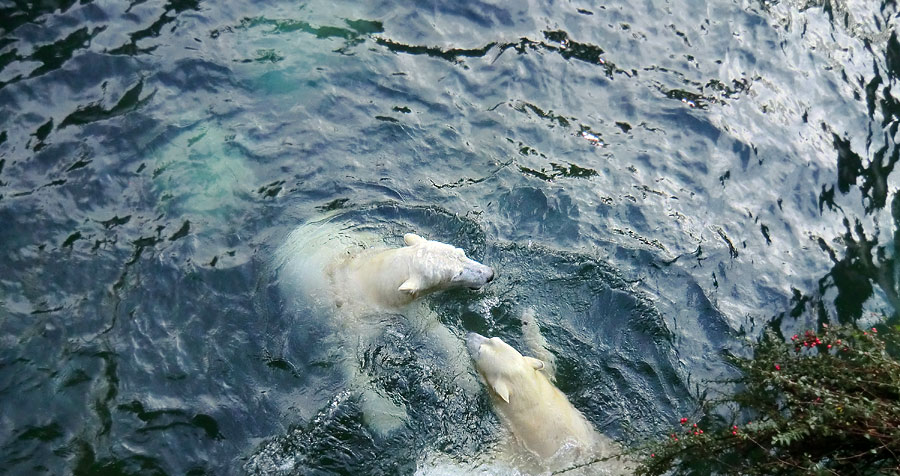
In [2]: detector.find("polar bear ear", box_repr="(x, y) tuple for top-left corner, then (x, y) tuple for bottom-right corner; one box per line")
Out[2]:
(490, 379), (511, 403)
(398, 278), (421, 294)
(525, 357), (545, 371)
(403, 233), (426, 246)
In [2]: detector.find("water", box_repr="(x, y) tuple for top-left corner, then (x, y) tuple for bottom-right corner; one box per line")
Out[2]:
(1, 0), (898, 474)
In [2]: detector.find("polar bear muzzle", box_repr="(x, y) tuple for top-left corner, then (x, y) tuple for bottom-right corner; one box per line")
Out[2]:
(456, 258), (494, 290)
(401, 234), (494, 292)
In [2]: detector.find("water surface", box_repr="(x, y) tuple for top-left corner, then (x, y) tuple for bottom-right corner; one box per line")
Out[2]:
(1, 0), (899, 474)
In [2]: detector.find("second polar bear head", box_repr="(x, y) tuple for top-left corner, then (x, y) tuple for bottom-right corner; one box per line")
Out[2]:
(465, 332), (546, 403)
(398, 233), (494, 297)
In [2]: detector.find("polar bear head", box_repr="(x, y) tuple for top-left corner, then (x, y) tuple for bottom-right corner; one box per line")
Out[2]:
(465, 332), (545, 403)
(397, 233), (494, 298)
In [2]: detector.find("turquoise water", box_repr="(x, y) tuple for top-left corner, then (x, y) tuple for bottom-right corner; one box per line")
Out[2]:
(2, 0), (899, 474)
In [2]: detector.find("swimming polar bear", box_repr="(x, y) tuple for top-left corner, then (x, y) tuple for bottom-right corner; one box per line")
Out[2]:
(463, 316), (630, 475)
(273, 219), (494, 434)
(466, 332), (598, 459)
(274, 221), (494, 313)
(327, 232), (495, 309)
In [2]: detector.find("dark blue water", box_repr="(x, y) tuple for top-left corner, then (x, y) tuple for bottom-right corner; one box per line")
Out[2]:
(2, 0), (899, 474)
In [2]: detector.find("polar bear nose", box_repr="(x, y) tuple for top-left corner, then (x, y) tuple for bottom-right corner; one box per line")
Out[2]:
(462, 262), (495, 289)
(466, 332), (488, 357)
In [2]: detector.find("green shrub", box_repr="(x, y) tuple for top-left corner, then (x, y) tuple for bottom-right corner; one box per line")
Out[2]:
(635, 324), (900, 475)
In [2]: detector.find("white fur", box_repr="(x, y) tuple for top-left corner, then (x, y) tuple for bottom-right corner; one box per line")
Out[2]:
(275, 221), (493, 313)
(327, 232), (494, 309)
(465, 315), (630, 475)
(466, 332), (600, 459)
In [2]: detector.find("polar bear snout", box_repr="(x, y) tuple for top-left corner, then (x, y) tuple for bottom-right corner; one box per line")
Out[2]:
(456, 260), (495, 290)
(466, 332), (489, 358)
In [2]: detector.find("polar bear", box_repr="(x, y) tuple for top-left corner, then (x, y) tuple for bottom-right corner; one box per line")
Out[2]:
(273, 219), (494, 434)
(464, 320), (629, 474)
(466, 332), (599, 459)
(274, 221), (494, 313)
(326, 232), (495, 309)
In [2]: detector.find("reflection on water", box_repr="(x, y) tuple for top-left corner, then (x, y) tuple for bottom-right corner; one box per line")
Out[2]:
(1, 0), (899, 474)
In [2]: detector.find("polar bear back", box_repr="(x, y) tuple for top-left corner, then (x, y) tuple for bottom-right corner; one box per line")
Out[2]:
(274, 220), (374, 310)
(503, 375), (599, 459)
